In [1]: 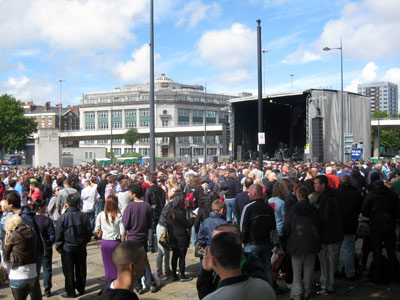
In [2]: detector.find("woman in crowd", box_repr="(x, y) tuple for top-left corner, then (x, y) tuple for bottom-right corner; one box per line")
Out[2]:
(94, 195), (126, 283)
(4, 214), (39, 300)
(42, 175), (53, 204)
(117, 179), (131, 215)
(167, 177), (180, 200)
(269, 182), (289, 238)
(167, 191), (195, 282)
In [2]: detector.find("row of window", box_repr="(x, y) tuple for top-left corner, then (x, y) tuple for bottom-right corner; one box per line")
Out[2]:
(178, 136), (220, 144)
(111, 148), (149, 156)
(83, 137), (169, 145)
(84, 96), (228, 105)
(179, 148), (218, 156)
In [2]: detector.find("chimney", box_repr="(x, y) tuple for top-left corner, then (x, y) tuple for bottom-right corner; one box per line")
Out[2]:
(44, 101), (50, 111)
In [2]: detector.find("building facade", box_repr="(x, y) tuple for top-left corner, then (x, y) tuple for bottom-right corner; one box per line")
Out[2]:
(358, 81), (398, 115)
(79, 74), (235, 159)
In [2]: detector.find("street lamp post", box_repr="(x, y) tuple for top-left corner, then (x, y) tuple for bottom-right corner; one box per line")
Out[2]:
(262, 49), (268, 95)
(57, 79), (64, 167)
(290, 74), (295, 91)
(257, 20), (263, 170)
(204, 84), (207, 164)
(323, 40), (344, 162)
(110, 98), (113, 162)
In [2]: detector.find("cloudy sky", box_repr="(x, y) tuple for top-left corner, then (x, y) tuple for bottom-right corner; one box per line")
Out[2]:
(0, 0), (399, 106)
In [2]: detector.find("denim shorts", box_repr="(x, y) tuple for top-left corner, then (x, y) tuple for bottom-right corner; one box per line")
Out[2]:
(10, 277), (36, 289)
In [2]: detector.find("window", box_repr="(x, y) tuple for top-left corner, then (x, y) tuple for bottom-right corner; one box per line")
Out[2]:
(84, 140), (95, 144)
(192, 136), (203, 144)
(113, 97), (123, 102)
(162, 120), (168, 127)
(97, 140), (109, 144)
(139, 148), (149, 156)
(140, 94), (149, 100)
(126, 121), (136, 128)
(85, 112), (95, 119)
(178, 108), (190, 125)
(206, 136), (216, 144)
(206, 110), (216, 124)
(113, 148), (122, 156)
(98, 122), (108, 129)
(192, 109), (203, 125)
(85, 123), (95, 130)
(125, 148), (136, 154)
(140, 121), (149, 127)
(192, 97), (202, 102)
(112, 139), (122, 144)
(126, 109), (136, 117)
(112, 122), (122, 129)
(207, 98), (214, 103)
(127, 96), (138, 101)
(112, 110), (122, 117)
(139, 109), (150, 116)
(207, 148), (217, 155)
(178, 136), (189, 143)
(179, 148), (190, 156)
(193, 148), (204, 156)
(177, 95), (187, 101)
(98, 111), (108, 118)
(219, 111), (228, 124)
(100, 98), (110, 103)
(139, 137), (150, 143)
(161, 137), (169, 143)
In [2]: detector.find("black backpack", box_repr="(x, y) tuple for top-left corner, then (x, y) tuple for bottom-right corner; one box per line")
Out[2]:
(368, 255), (391, 284)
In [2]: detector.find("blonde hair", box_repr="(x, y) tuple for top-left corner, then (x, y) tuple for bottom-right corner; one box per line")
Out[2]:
(167, 177), (179, 191)
(272, 182), (290, 200)
(5, 214), (23, 245)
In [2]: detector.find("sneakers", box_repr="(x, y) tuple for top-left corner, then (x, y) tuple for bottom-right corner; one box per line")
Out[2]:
(172, 274), (179, 281)
(138, 287), (150, 295)
(157, 273), (167, 281)
(316, 288), (329, 296)
(150, 285), (160, 293)
(180, 275), (193, 282)
(164, 270), (173, 276)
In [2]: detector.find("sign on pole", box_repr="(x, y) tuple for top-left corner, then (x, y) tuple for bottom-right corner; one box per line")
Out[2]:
(351, 148), (362, 160)
(258, 132), (265, 145)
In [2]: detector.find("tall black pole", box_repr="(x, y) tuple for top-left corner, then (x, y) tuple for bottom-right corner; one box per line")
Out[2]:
(204, 84), (207, 165)
(149, 0), (155, 171)
(257, 19), (263, 170)
(110, 99), (113, 162)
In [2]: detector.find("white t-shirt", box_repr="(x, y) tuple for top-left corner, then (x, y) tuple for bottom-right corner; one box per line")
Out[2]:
(81, 185), (98, 213)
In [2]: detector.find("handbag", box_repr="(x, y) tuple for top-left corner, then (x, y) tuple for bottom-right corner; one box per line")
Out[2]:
(357, 221), (370, 239)
(159, 228), (170, 249)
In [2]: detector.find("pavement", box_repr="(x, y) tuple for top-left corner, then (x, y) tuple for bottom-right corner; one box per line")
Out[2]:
(0, 240), (399, 300)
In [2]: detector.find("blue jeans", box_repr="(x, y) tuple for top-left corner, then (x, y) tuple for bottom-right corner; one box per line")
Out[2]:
(30, 258), (43, 300)
(156, 224), (171, 274)
(334, 234), (356, 277)
(95, 198), (105, 216)
(190, 211), (196, 246)
(244, 243), (272, 285)
(85, 211), (95, 232)
(10, 277), (36, 289)
(225, 198), (236, 222)
(42, 249), (53, 293)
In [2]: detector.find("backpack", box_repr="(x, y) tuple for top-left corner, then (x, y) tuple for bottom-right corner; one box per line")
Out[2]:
(368, 255), (391, 284)
(185, 192), (195, 208)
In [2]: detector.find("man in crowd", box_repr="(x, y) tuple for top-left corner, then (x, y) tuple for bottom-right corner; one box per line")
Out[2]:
(96, 173), (108, 216)
(98, 241), (148, 300)
(81, 179), (99, 231)
(240, 184), (276, 285)
(201, 231), (276, 300)
(233, 177), (253, 223)
(55, 177), (80, 221)
(224, 171), (241, 222)
(56, 193), (92, 298)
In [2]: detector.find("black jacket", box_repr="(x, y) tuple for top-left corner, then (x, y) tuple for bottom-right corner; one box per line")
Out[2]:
(97, 179), (108, 200)
(240, 199), (276, 245)
(225, 177), (241, 199)
(98, 285), (139, 300)
(362, 180), (399, 232)
(167, 210), (194, 248)
(317, 188), (343, 244)
(55, 206), (92, 253)
(144, 185), (166, 223)
(158, 201), (172, 227)
(336, 182), (362, 234)
(196, 253), (267, 300)
(283, 200), (320, 256)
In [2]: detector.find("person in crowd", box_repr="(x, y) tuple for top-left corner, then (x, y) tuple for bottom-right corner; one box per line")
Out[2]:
(29, 181), (43, 203)
(15, 177), (27, 207)
(122, 182), (157, 294)
(81, 179), (99, 231)
(201, 231), (276, 300)
(224, 171), (241, 222)
(334, 175), (362, 280)
(94, 195), (126, 283)
(198, 199), (227, 248)
(55, 177), (80, 221)
(314, 175), (343, 295)
(42, 175), (53, 204)
(240, 184), (276, 285)
(283, 186), (320, 300)
(144, 173), (166, 253)
(33, 200), (55, 298)
(117, 179), (130, 215)
(55, 193), (92, 298)
(167, 177), (180, 200)
(233, 177), (253, 223)
(96, 173), (108, 216)
(105, 176), (118, 200)
(268, 182), (289, 238)
(167, 191), (196, 282)
(98, 241), (148, 300)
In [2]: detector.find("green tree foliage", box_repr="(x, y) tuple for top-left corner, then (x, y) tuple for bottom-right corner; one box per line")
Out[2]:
(0, 94), (37, 156)
(124, 128), (140, 152)
(372, 129), (400, 155)
(371, 110), (389, 119)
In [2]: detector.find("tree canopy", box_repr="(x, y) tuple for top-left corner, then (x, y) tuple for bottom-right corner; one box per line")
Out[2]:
(124, 128), (140, 151)
(0, 94), (37, 156)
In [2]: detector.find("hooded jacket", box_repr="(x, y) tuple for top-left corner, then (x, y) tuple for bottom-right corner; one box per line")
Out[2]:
(336, 182), (362, 235)
(316, 187), (343, 244)
(362, 180), (399, 232)
(197, 212), (227, 247)
(283, 200), (320, 256)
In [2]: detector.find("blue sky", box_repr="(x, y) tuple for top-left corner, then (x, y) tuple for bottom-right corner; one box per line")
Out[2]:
(0, 0), (399, 107)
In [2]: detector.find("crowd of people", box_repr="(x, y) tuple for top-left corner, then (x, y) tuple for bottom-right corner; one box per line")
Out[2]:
(0, 158), (399, 300)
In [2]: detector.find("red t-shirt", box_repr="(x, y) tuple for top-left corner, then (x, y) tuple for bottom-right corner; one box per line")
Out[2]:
(32, 189), (43, 201)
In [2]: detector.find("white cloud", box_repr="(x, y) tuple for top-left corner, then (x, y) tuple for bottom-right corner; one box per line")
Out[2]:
(382, 68), (400, 87)
(197, 23), (256, 73)
(175, 1), (221, 28)
(281, 45), (321, 64)
(345, 62), (378, 92)
(1, 75), (54, 103)
(316, 0), (400, 59)
(0, 0), (149, 53)
(114, 44), (162, 82)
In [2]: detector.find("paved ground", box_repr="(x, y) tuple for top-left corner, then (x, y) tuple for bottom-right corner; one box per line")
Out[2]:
(0, 240), (399, 300)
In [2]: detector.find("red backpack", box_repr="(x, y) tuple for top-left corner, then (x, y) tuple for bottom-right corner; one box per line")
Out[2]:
(185, 192), (195, 208)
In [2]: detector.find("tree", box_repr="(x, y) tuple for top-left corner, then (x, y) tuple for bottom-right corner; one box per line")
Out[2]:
(371, 110), (388, 119)
(124, 128), (140, 152)
(0, 94), (37, 159)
